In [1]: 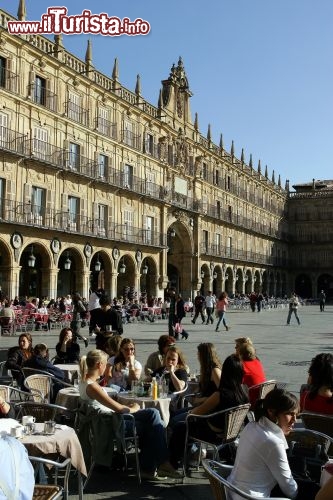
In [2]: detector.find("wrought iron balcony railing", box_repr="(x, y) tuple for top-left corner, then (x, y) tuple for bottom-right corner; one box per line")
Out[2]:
(28, 83), (57, 112)
(64, 101), (89, 126)
(0, 127), (26, 156)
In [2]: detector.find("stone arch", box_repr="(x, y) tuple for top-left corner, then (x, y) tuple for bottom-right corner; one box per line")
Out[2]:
(167, 219), (193, 296)
(140, 256), (158, 299)
(200, 263), (210, 295)
(57, 246), (86, 297)
(19, 241), (52, 299)
(90, 250), (113, 293)
(117, 253), (136, 299)
(224, 266), (233, 296)
(0, 239), (15, 298)
(317, 273), (333, 300)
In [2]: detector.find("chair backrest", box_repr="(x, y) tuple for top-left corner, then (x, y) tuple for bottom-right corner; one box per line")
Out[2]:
(24, 374), (52, 402)
(223, 403), (252, 443)
(300, 412), (333, 438)
(29, 456), (71, 500)
(249, 380), (276, 399)
(202, 459), (289, 500)
(170, 383), (189, 412)
(15, 401), (68, 422)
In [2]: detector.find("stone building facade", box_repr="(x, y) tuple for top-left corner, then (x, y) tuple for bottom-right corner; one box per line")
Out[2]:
(0, 4), (329, 302)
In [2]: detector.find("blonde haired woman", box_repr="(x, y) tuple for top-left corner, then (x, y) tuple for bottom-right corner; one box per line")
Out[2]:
(79, 349), (182, 480)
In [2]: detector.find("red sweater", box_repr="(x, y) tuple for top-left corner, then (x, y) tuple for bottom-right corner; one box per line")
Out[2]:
(242, 359), (266, 388)
(300, 391), (333, 414)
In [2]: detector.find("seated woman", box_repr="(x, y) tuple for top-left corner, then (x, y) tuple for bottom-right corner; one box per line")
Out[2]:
(193, 342), (222, 405)
(55, 327), (80, 364)
(300, 353), (333, 414)
(5, 333), (33, 389)
(79, 349), (182, 479)
(0, 395), (15, 419)
(228, 388), (319, 500)
(151, 346), (188, 393)
(238, 342), (266, 406)
(105, 338), (142, 391)
(168, 354), (249, 469)
(144, 335), (176, 377)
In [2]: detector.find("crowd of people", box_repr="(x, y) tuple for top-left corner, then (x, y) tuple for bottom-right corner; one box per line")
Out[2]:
(0, 287), (332, 499)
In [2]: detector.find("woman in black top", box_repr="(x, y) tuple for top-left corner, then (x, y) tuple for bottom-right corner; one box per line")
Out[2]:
(55, 327), (80, 364)
(168, 354), (249, 469)
(151, 346), (188, 393)
(6, 333), (33, 389)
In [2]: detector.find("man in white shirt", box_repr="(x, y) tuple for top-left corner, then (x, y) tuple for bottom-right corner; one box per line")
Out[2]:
(0, 434), (35, 500)
(205, 291), (216, 325)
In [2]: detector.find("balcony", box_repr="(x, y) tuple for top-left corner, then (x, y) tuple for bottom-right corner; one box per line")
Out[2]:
(0, 66), (19, 94)
(1, 199), (166, 247)
(28, 83), (57, 112)
(0, 127), (26, 156)
(94, 117), (117, 140)
(23, 138), (64, 168)
(200, 243), (287, 267)
(64, 101), (89, 126)
(63, 151), (96, 177)
(121, 130), (141, 151)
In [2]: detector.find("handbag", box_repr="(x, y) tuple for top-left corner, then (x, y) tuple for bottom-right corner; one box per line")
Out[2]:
(174, 322), (183, 334)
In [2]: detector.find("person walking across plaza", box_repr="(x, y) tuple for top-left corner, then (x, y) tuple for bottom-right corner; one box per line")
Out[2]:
(286, 292), (301, 325)
(319, 290), (326, 312)
(215, 291), (230, 332)
(191, 292), (206, 324)
(205, 291), (216, 325)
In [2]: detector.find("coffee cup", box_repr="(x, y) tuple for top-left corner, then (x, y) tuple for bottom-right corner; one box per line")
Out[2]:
(44, 420), (56, 435)
(22, 415), (36, 425)
(10, 426), (23, 438)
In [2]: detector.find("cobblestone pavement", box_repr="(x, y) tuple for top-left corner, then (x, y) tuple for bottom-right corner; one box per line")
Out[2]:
(0, 304), (331, 499)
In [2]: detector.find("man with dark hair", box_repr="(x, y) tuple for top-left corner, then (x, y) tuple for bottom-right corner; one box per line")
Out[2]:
(191, 292), (206, 324)
(93, 295), (123, 350)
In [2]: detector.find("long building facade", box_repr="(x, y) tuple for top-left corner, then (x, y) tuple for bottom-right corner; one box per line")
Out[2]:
(0, 4), (331, 302)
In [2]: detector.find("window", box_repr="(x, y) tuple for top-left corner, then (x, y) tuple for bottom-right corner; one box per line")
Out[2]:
(202, 162), (208, 181)
(216, 200), (221, 218)
(226, 175), (231, 191)
(97, 107), (110, 136)
(0, 178), (4, 218)
(123, 120), (133, 147)
(145, 133), (154, 155)
(68, 196), (79, 230)
(67, 92), (81, 122)
(98, 154), (108, 179)
(144, 216), (154, 244)
(33, 127), (49, 160)
(214, 169), (219, 185)
(226, 236), (232, 258)
(0, 57), (6, 88)
(145, 171), (156, 195)
(123, 164), (133, 189)
(123, 210), (134, 239)
(97, 204), (107, 235)
(69, 142), (80, 171)
(31, 186), (45, 223)
(215, 233), (221, 255)
(0, 112), (8, 146)
(34, 76), (46, 106)
(202, 230), (209, 253)
(228, 205), (232, 222)
(202, 195), (208, 214)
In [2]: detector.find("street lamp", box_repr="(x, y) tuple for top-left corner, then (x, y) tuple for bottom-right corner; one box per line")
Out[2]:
(201, 270), (205, 279)
(169, 228), (176, 238)
(64, 251), (71, 270)
(213, 272), (217, 279)
(142, 262), (148, 275)
(119, 257), (126, 274)
(28, 245), (36, 268)
(95, 253), (101, 272)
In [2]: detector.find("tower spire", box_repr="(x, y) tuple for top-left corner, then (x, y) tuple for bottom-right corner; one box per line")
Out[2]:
(135, 74), (141, 96)
(194, 112), (199, 131)
(207, 123), (211, 142)
(112, 58), (119, 83)
(17, 0), (27, 21)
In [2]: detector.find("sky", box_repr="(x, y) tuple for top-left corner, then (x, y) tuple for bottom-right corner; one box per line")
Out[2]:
(2, 0), (333, 188)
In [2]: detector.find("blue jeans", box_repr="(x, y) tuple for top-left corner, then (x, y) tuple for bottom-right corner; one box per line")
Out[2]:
(216, 311), (227, 329)
(286, 308), (300, 325)
(124, 408), (168, 472)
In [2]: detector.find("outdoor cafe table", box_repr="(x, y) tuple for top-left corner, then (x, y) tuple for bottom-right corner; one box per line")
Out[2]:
(20, 422), (87, 499)
(116, 392), (171, 426)
(54, 363), (79, 382)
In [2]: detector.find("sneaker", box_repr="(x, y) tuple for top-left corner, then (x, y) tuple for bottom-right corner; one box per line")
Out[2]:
(191, 320), (195, 324)
(225, 326), (230, 331)
(157, 465), (183, 479)
(141, 471), (168, 481)
(215, 328), (219, 332)
(84, 338), (89, 348)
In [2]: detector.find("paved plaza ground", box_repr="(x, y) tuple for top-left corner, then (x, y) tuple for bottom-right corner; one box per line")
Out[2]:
(0, 304), (332, 499)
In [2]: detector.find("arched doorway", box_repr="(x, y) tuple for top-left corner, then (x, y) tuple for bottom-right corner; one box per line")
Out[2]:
(117, 254), (136, 299)
(57, 248), (83, 297)
(0, 241), (12, 298)
(19, 243), (50, 298)
(90, 251), (112, 294)
(295, 273), (312, 299)
(140, 257), (157, 299)
(167, 222), (193, 296)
